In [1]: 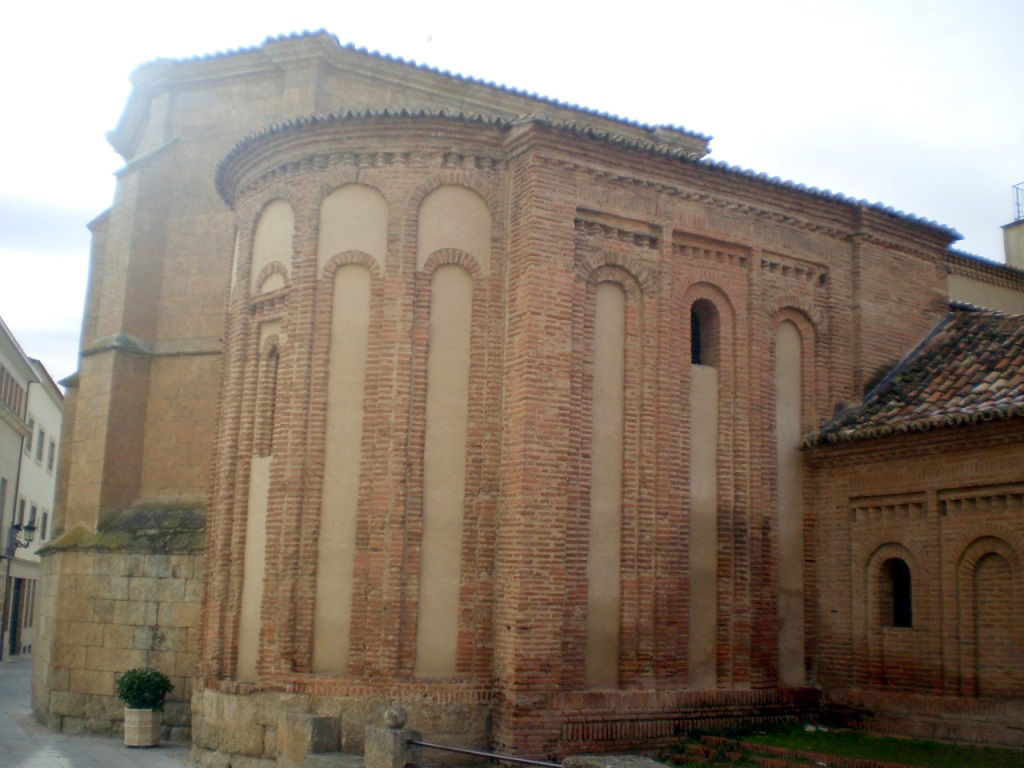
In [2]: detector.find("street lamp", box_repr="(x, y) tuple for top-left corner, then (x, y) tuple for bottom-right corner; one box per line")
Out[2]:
(8, 520), (36, 551)
(10, 520), (35, 548)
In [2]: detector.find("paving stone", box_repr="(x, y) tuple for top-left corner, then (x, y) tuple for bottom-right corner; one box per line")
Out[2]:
(0, 656), (191, 767)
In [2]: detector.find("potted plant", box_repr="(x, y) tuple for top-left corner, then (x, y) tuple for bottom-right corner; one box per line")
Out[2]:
(115, 667), (174, 747)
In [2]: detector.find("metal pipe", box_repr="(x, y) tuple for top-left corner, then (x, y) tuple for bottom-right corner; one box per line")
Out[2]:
(407, 740), (561, 768)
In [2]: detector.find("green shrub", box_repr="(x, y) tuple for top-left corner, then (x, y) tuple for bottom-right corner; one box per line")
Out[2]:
(115, 667), (174, 710)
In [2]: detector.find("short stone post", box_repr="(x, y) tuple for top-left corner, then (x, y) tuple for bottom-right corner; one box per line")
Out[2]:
(277, 712), (341, 767)
(365, 705), (420, 768)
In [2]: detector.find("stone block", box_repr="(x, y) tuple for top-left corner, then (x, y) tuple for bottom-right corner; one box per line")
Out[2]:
(69, 668), (114, 697)
(50, 691), (86, 717)
(112, 599), (157, 626)
(277, 712), (341, 766)
(92, 599), (115, 623)
(102, 623), (134, 649)
(364, 725), (419, 768)
(53, 643), (86, 668)
(164, 699), (190, 727)
(175, 650), (198, 677)
(128, 576), (171, 602)
(83, 693), (124, 720)
(63, 621), (105, 646)
(210, 720), (265, 756)
(193, 746), (232, 768)
(144, 557), (174, 578)
(169, 555), (195, 579)
(158, 600), (201, 628)
(132, 625), (159, 650)
(86, 645), (144, 672)
(185, 577), (204, 601)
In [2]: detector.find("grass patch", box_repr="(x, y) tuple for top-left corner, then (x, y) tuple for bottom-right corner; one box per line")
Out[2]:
(742, 723), (1024, 768)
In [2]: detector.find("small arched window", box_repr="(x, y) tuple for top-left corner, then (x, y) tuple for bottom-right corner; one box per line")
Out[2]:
(880, 558), (913, 628)
(690, 299), (720, 367)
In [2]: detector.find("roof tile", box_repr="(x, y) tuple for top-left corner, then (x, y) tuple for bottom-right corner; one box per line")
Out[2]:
(808, 306), (1024, 446)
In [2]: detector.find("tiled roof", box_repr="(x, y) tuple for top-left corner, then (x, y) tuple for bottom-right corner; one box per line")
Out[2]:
(808, 306), (1024, 446)
(142, 30), (710, 142)
(214, 105), (960, 239)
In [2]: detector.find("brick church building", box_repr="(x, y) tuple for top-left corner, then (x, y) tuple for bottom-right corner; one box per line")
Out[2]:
(32, 31), (1024, 762)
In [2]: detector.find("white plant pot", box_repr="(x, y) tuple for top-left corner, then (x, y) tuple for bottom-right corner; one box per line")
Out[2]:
(123, 707), (161, 747)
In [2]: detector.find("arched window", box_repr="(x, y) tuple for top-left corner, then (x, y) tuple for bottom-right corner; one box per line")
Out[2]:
(690, 299), (719, 367)
(880, 558), (913, 628)
(255, 348), (279, 457)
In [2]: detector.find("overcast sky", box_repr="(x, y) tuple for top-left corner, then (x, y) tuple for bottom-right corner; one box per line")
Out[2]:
(1, 0), (1021, 383)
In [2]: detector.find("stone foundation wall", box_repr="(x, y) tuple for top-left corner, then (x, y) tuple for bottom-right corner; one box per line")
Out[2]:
(32, 507), (203, 740)
(191, 688), (491, 766)
(824, 688), (1024, 747)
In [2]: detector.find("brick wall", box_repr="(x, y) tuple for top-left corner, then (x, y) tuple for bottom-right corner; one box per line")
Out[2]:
(808, 420), (1024, 746)
(194, 111), (969, 758)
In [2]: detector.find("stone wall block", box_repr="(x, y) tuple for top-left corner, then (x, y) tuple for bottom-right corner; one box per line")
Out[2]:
(92, 599), (114, 623)
(185, 577), (204, 601)
(253, 691), (309, 725)
(102, 624), (134, 649)
(164, 700), (191, 727)
(277, 713), (341, 766)
(53, 643), (87, 668)
(87, 692), (126, 720)
(143, 558), (174, 578)
(68, 668), (115, 697)
(49, 691), (86, 717)
(86, 645), (144, 672)
(128, 575), (185, 601)
(158, 600), (201, 627)
(364, 725), (420, 768)
(112, 599), (158, 626)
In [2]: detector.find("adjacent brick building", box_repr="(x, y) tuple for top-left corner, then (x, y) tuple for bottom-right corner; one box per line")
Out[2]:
(32, 31), (1024, 761)
(806, 306), (1024, 745)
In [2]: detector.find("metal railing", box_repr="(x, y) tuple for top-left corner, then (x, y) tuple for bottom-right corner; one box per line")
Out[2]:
(407, 739), (561, 768)
(1014, 181), (1024, 222)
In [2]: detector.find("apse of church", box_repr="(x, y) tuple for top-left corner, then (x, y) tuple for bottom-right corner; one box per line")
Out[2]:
(199, 96), (888, 755)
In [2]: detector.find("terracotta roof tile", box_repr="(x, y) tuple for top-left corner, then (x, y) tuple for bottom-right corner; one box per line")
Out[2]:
(807, 306), (1024, 446)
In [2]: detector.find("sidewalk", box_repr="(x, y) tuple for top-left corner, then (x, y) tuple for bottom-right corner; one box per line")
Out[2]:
(0, 656), (191, 767)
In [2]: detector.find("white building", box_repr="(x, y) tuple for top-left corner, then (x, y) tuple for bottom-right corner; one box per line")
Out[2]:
(0, 315), (62, 660)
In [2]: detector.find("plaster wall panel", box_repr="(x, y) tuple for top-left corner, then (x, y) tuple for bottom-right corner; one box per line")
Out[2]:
(688, 364), (718, 688)
(585, 281), (625, 689)
(417, 186), (491, 274)
(250, 200), (293, 293)
(948, 275), (1024, 313)
(236, 454), (270, 681)
(414, 265), (473, 678)
(317, 184), (388, 274)
(776, 320), (805, 686)
(313, 265), (371, 674)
